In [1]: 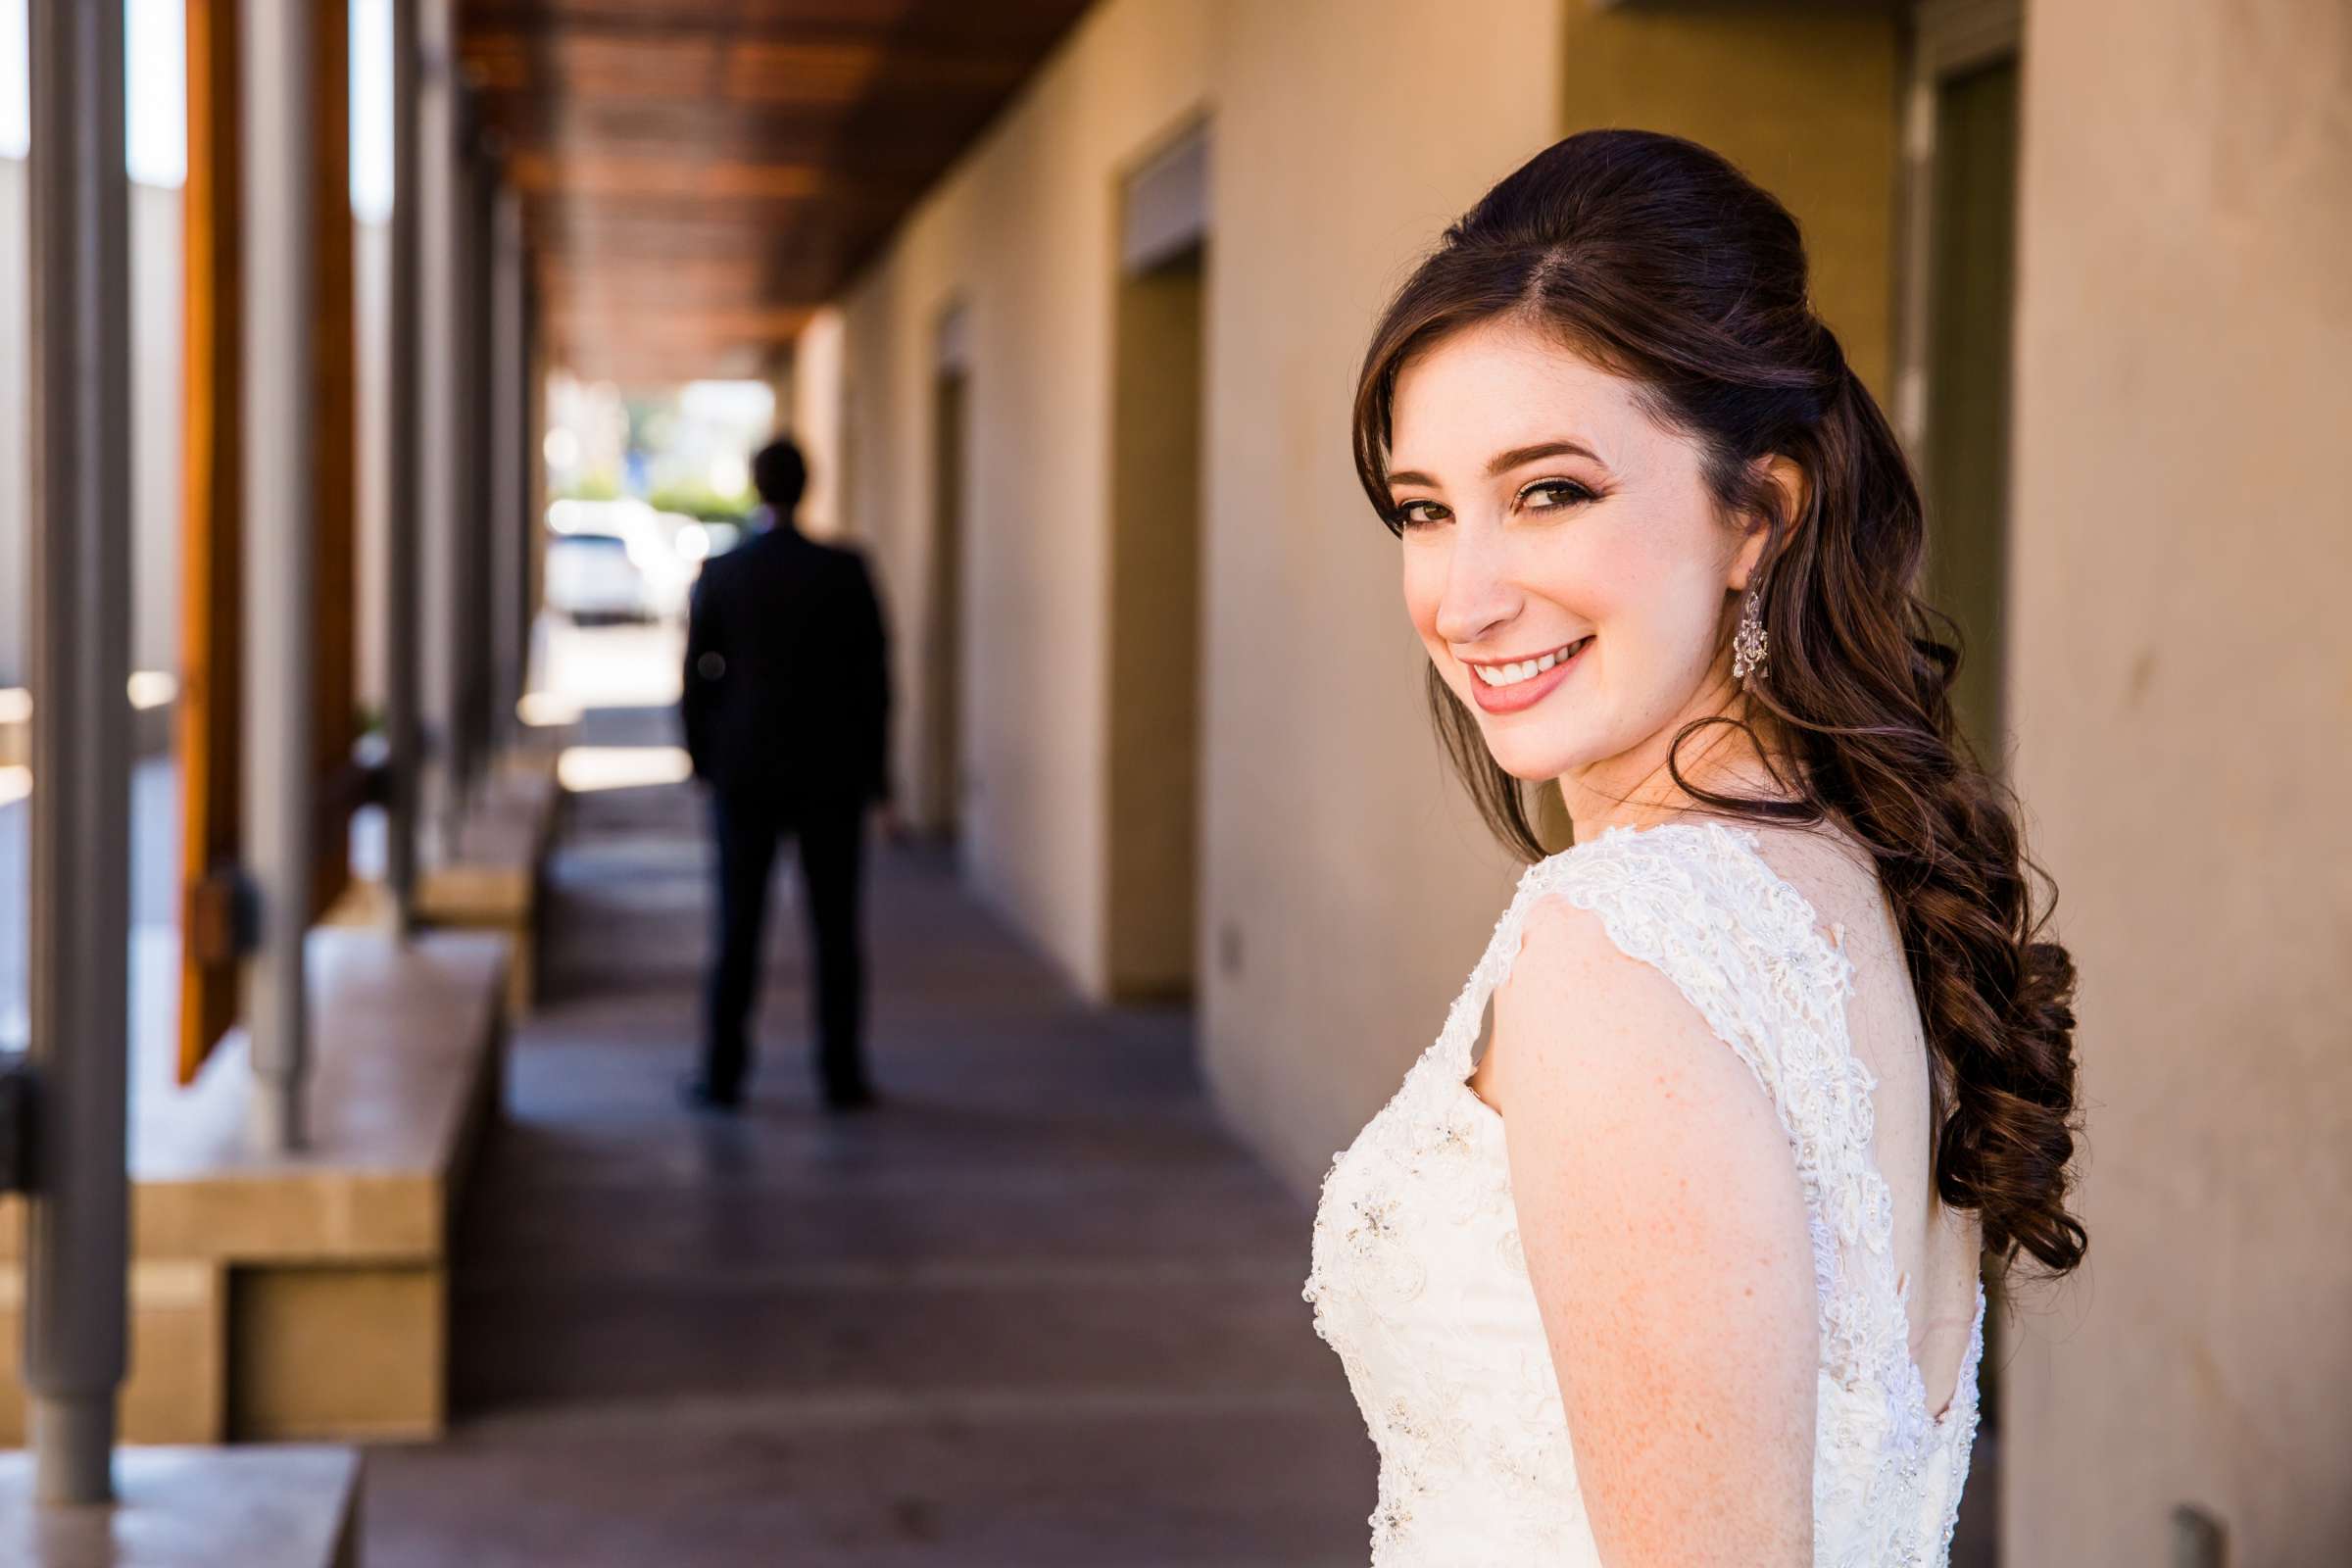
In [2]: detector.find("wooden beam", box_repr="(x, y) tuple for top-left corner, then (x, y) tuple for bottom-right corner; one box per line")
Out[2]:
(545, 301), (814, 344)
(508, 150), (831, 203)
(177, 0), (243, 1085)
(539, 253), (769, 299)
(177, 0), (360, 1087)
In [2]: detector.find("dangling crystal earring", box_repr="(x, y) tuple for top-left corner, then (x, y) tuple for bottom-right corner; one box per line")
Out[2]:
(1731, 580), (1769, 685)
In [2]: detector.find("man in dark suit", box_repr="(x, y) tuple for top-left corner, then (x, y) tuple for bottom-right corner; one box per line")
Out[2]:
(679, 436), (892, 1112)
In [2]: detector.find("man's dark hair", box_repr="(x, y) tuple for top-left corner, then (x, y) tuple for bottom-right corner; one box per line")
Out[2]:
(750, 436), (808, 514)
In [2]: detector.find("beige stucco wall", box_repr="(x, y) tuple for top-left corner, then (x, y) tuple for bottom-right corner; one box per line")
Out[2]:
(797, 0), (2350, 1551)
(833, 0), (1218, 994)
(1192, 0), (1564, 1191)
(1205, 1), (1905, 1195)
(824, 0), (1910, 1194)
(829, 0), (1565, 1122)
(2000, 1), (2352, 1562)
(787, 305), (847, 541)
(1553, 3), (1903, 397)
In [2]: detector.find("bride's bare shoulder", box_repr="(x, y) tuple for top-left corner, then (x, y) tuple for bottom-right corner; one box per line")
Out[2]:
(1480, 873), (1765, 1123)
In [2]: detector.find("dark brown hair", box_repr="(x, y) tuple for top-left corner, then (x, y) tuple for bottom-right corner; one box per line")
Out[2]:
(1353, 129), (2083, 1277)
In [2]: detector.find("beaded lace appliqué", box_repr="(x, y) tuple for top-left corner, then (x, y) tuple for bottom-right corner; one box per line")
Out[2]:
(1301, 819), (1985, 1567)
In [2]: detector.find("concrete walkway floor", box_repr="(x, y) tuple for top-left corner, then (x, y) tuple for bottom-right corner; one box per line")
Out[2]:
(360, 744), (1375, 1566)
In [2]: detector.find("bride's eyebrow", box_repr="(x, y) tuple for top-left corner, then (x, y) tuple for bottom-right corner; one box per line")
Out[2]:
(1387, 439), (1606, 492)
(1485, 439), (1603, 476)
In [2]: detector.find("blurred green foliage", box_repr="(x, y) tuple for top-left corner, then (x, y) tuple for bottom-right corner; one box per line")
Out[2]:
(558, 470), (623, 502)
(646, 483), (757, 522)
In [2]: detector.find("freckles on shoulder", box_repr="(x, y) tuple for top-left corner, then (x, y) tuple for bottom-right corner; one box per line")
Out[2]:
(1491, 895), (1725, 1093)
(1486, 890), (1805, 1241)
(1476, 900), (1599, 1110)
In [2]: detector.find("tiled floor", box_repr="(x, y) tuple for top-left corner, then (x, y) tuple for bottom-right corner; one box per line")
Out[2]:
(359, 728), (1374, 1566)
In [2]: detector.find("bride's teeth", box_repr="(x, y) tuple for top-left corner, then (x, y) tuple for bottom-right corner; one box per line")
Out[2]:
(1473, 640), (1592, 688)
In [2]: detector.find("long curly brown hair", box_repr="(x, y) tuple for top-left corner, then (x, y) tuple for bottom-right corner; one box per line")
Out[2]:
(1353, 129), (2084, 1277)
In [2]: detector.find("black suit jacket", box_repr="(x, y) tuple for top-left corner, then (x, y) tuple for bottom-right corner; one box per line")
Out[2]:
(680, 521), (892, 808)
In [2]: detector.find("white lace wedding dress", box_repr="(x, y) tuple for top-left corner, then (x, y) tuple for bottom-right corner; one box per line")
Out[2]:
(1302, 818), (1984, 1567)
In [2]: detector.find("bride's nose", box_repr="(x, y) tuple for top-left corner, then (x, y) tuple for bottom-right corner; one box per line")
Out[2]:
(1433, 527), (1522, 649)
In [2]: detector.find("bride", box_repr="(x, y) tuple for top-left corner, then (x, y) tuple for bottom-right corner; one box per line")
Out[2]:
(1303, 129), (2085, 1566)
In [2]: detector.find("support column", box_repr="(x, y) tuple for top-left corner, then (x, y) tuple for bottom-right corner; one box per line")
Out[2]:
(415, 0), (462, 861)
(23, 0), (132, 1506)
(240, 0), (317, 1152)
(487, 179), (527, 748)
(455, 140), (493, 790)
(383, 0), (421, 931)
(524, 284), (550, 705)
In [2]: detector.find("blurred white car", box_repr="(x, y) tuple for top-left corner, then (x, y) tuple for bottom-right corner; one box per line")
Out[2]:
(544, 531), (653, 624)
(546, 496), (716, 620)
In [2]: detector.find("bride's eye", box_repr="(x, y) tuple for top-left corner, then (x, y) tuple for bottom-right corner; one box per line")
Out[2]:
(1393, 498), (1450, 529)
(1518, 478), (1596, 513)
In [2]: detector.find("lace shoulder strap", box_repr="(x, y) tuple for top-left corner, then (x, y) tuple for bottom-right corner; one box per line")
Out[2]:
(1444, 818), (1907, 1387)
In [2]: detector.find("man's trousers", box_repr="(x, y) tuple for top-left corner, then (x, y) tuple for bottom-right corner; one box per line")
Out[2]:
(701, 791), (868, 1098)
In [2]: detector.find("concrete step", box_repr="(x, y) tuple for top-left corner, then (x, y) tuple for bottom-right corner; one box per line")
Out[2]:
(0, 1445), (361, 1567)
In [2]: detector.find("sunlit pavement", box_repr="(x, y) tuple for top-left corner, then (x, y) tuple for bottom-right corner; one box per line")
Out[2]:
(528, 612), (686, 720)
(358, 703), (1374, 1567)
(0, 757), (180, 1054)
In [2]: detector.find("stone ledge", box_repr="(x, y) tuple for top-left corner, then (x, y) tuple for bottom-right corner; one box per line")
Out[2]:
(0, 928), (509, 1266)
(0, 925), (509, 1444)
(416, 751), (564, 1015)
(0, 1445), (361, 1568)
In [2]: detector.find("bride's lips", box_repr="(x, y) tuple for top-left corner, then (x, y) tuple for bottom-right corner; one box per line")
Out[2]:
(1463, 637), (1592, 714)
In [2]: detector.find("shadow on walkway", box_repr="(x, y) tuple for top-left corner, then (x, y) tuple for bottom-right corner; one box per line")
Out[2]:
(362, 740), (1372, 1566)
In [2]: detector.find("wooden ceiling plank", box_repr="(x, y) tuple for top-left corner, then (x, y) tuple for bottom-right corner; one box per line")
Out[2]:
(456, 0), (1094, 371)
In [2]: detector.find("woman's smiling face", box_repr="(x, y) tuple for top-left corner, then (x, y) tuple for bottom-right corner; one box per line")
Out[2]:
(1389, 315), (1769, 791)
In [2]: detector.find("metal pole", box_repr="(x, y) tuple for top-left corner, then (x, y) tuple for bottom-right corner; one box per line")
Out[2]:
(416, 0), (460, 861)
(383, 0), (421, 934)
(488, 180), (526, 750)
(241, 0), (317, 1152)
(520, 248), (542, 730)
(23, 0), (132, 1506)
(442, 114), (479, 831)
(524, 279), (548, 700)
(456, 140), (491, 799)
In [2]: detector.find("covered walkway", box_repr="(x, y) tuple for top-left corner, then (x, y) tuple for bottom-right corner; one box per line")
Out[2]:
(362, 708), (1369, 1567)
